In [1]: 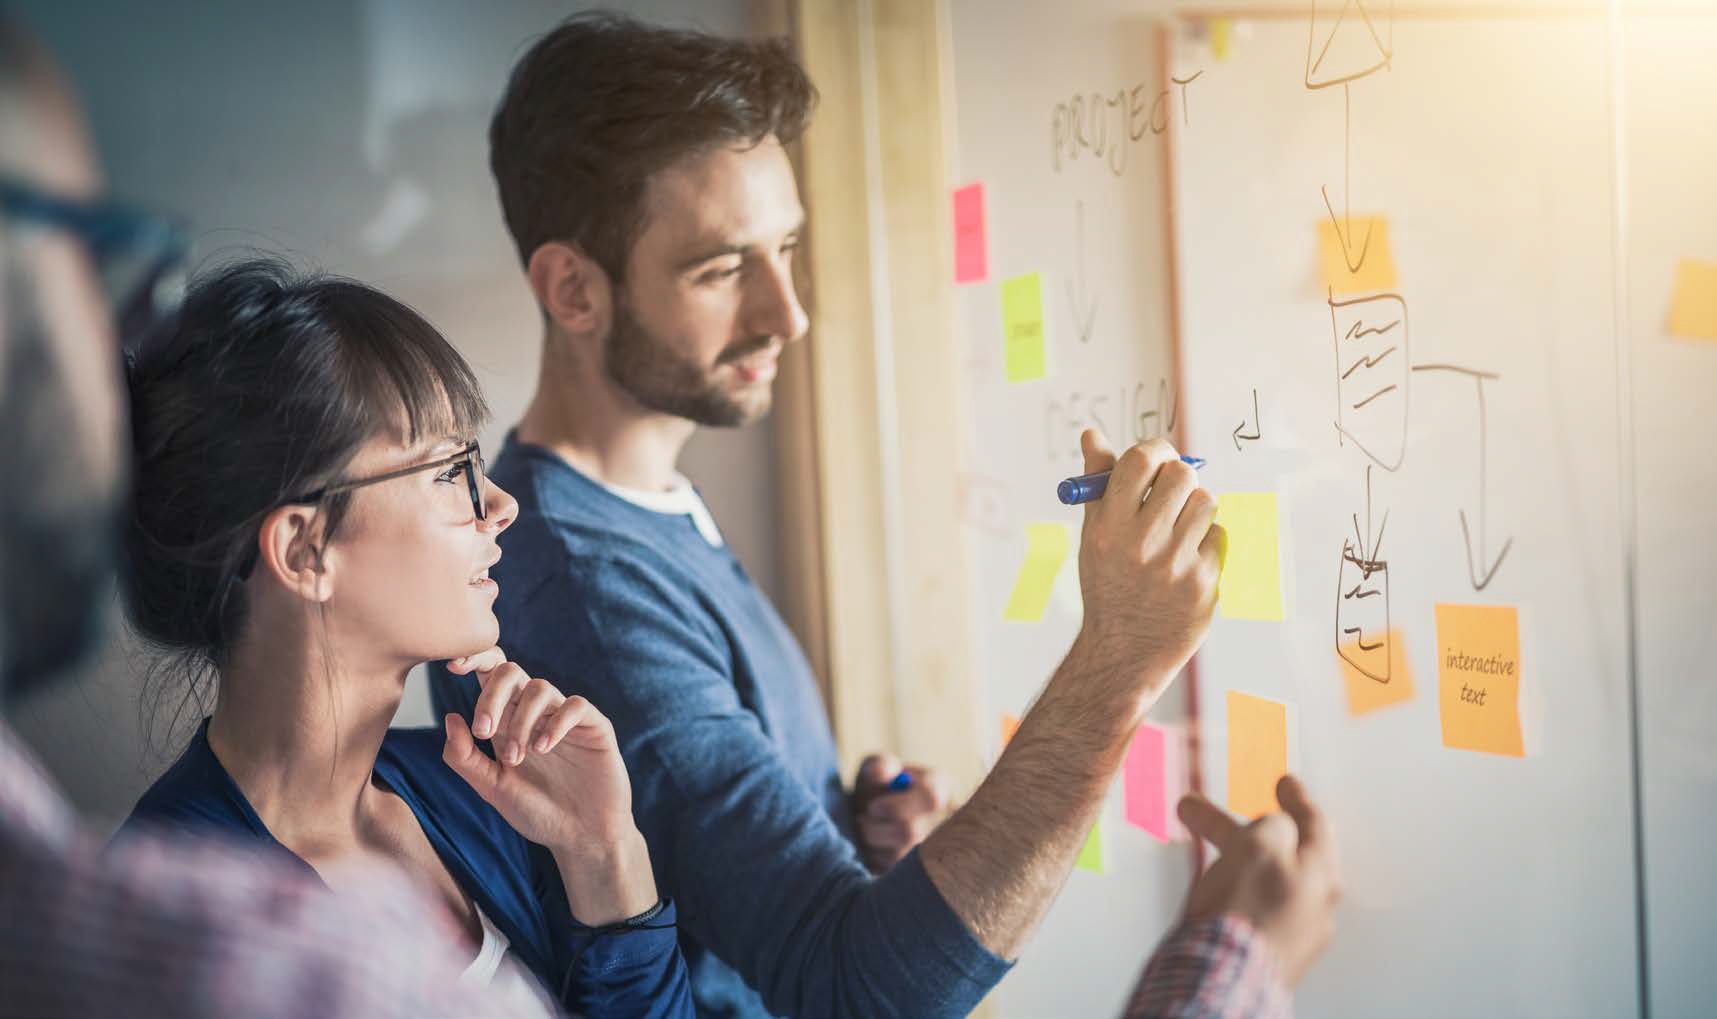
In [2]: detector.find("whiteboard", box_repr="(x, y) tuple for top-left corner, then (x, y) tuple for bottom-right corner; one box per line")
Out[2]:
(1171, 11), (1636, 1018)
(947, 5), (1678, 1017)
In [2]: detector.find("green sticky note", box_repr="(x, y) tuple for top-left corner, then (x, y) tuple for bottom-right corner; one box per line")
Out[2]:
(1215, 492), (1285, 620)
(1076, 821), (1105, 873)
(1002, 523), (1070, 622)
(1000, 272), (1048, 382)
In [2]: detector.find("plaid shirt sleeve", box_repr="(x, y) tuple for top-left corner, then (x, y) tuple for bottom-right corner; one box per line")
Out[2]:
(1121, 914), (1292, 1019)
(0, 727), (553, 1019)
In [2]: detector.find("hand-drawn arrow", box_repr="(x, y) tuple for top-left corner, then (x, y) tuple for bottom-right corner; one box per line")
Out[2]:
(1411, 363), (1513, 591)
(1321, 82), (1373, 274)
(1232, 387), (1261, 451)
(1065, 200), (1099, 344)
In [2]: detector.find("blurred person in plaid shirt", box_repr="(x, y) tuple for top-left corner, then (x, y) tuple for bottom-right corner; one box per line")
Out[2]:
(0, 17), (554, 1017)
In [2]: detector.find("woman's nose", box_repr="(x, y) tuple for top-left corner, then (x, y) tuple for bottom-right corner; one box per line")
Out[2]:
(479, 477), (519, 533)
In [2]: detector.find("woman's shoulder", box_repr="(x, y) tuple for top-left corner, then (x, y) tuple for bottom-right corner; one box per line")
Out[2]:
(377, 727), (520, 844)
(117, 722), (265, 844)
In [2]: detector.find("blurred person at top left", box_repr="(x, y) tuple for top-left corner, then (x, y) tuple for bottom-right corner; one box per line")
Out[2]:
(0, 16), (554, 1016)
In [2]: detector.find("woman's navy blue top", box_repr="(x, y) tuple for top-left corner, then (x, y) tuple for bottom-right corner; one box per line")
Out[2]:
(120, 720), (694, 1018)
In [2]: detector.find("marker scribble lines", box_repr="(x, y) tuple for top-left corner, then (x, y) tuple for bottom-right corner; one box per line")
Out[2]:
(1341, 346), (1397, 380)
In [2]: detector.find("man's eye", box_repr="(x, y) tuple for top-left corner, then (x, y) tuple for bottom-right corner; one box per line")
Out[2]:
(437, 462), (470, 483)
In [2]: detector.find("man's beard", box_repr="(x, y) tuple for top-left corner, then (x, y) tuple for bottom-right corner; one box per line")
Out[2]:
(0, 265), (121, 706)
(602, 295), (776, 428)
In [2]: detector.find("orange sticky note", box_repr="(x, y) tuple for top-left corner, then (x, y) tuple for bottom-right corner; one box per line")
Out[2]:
(1436, 604), (1524, 757)
(1227, 691), (1288, 820)
(1338, 627), (1416, 716)
(1667, 258), (1717, 340)
(999, 712), (1021, 749)
(952, 183), (988, 284)
(1318, 215), (1398, 295)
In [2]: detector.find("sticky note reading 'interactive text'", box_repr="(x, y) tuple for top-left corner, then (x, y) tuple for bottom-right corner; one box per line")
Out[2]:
(1227, 691), (1288, 820)
(1436, 603), (1524, 757)
(1215, 493), (1285, 621)
(1002, 523), (1069, 622)
(1667, 258), (1717, 341)
(1076, 821), (1105, 873)
(1000, 272), (1049, 382)
(952, 183), (988, 284)
(1339, 627), (1416, 716)
(1318, 215), (1398, 295)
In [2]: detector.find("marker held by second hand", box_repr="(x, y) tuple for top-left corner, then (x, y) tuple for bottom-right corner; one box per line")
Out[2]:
(1057, 456), (1207, 505)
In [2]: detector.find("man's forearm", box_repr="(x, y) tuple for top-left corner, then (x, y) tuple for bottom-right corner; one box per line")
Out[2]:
(918, 636), (1172, 959)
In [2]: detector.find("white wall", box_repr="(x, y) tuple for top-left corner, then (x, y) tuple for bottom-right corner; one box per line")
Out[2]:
(11, 0), (785, 828)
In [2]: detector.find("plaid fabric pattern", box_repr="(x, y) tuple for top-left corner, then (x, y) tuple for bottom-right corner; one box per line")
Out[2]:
(0, 725), (551, 1019)
(1123, 914), (1291, 1019)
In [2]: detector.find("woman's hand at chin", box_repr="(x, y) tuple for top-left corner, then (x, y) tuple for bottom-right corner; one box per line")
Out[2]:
(442, 645), (659, 925)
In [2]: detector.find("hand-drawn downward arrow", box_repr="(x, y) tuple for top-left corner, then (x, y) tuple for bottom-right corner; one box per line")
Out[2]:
(1411, 363), (1513, 591)
(1322, 82), (1373, 274)
(1065, 200), (1099, 344)
(1232, 387), (1261, 451)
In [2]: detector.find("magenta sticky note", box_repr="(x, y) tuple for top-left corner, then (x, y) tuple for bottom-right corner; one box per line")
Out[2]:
(952, 183), (988, 284)
(1123, 723), (1173, 842)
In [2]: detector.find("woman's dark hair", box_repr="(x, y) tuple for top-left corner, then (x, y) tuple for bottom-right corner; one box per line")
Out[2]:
(122, 256), (488, 722)
(489, 10), (816, 281)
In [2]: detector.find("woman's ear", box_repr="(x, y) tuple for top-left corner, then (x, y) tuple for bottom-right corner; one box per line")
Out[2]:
(253, 505), (335, 603)
(526, 240), (611, 339)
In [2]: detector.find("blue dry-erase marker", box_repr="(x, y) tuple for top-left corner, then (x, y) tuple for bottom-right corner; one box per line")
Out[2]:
(887, 772), (913, 793)
(1057, 456), (1207, 505)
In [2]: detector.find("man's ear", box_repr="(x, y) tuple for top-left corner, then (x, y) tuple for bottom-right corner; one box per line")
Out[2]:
(526, 241), (612, 338)
(253, 505), (335, 604)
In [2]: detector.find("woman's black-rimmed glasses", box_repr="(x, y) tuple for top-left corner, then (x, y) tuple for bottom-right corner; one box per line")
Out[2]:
(282, 441), (488, 521)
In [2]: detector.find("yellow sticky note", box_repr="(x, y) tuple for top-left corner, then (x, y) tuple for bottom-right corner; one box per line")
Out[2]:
(1000, 272), (1048, 382)
(1227, 691), (1288, 820)
(1667, 259), (1717, 341)
(1003, 523), (1070, 622)
(1075, 821), (1104, 873)
(1210, 18), (1234, 61)
(1318, 215), (1398, 295)
(1215, 493), (1284, 621)
(999, 712), (1021, 749)
(1436, 604), (1524, 757)
(1338, 627), (1416, 716)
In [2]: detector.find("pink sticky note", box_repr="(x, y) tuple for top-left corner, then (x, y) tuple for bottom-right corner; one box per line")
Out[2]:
(953, 183), (988, 283)
(1123, 723), (1176, 842)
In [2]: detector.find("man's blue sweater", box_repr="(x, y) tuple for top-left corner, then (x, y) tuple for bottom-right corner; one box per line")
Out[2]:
(432, 435), (1010, 1018)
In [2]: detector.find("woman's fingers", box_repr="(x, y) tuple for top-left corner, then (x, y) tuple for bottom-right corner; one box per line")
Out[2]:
(446, 645), (507, 676)
(471, 661), (530, 740)
(531, 695), (596, 755)
(501, 679), (560, 766)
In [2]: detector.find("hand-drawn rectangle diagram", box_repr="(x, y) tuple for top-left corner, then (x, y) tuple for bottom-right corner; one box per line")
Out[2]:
(1337, 538), (1391, 683)
(1304, 0), (1396, 90)
(1332, 291), (1408, 471)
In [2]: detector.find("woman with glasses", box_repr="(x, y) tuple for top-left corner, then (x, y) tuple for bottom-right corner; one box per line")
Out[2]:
(116, 257), (692, 1017)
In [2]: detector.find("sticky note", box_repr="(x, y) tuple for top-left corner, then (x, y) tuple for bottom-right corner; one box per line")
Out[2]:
(1000, 272), (1048, 382)
(1210, 18), (1234, 61)
(1667, 258), (1717, 340)
(1318, 215), (1398, 295)
(1123, 723), (1182, 842)
(952, 183), (988, 284)
(999, 712), (1021, 749)
(1215, 493), (1285, 621)
(1339, 627), (1416, 716)
(1436, 604), (1524, 757)
(1227, 691), (1288, 820)
(1076, 821), (1105, 873)
(1002, 523), (1070, 622)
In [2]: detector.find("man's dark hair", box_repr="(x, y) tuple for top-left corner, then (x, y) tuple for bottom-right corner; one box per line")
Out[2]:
(489, 10), (816, 282)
